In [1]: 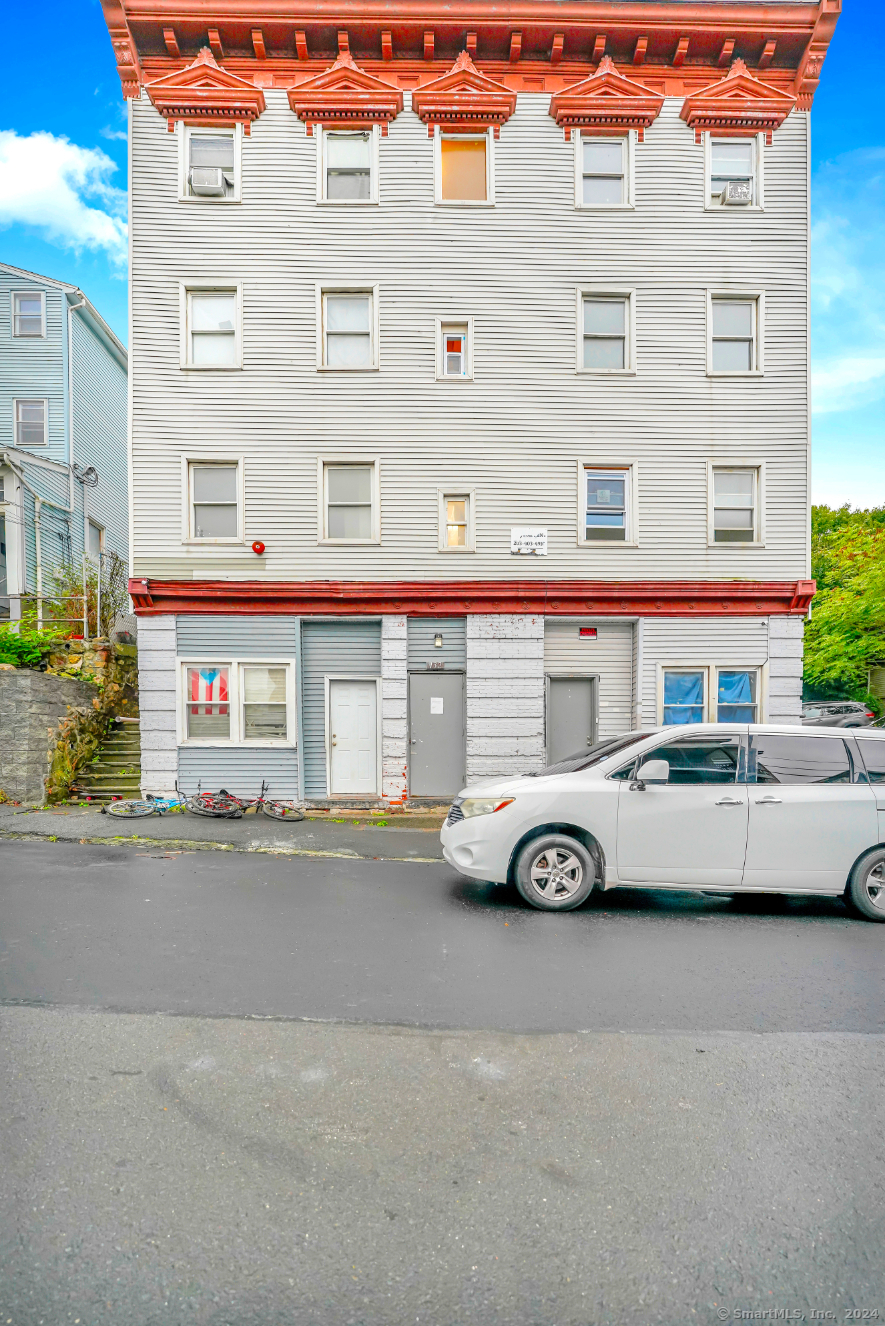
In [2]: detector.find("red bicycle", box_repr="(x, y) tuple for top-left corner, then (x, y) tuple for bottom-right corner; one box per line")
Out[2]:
(188, 780), (304, 821)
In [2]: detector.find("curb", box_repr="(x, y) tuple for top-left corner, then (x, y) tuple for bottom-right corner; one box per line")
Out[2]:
(0, 829), (442, 864)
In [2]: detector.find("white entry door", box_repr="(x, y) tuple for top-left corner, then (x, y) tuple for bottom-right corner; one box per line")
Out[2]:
(329, 679), (378, 795)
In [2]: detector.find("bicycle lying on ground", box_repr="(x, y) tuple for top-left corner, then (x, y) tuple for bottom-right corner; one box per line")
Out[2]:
(103, 781), (304, 821)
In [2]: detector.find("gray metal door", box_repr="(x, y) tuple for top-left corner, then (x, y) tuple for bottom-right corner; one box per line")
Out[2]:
(409, 672), (465, 797)
(547, 676), (597, 765)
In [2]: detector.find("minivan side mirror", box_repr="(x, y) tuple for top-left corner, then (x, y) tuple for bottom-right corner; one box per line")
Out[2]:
(629, 758), (670, 790)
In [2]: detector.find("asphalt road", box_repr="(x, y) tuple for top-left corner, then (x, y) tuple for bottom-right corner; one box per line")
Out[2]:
(2, 839), (883, 1326)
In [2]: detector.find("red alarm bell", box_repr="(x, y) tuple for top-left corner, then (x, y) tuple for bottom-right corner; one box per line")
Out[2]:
(252, 540), (265, 556)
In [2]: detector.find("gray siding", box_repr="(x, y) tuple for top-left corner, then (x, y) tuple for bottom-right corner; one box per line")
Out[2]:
(177, 745), (298, 799)
(177, 614), (299, 656)
(407, 617), (467, 670)
(544, 620), (634, 740)
(301, 620), (382, 797)
(130, 90), (809, 583)
(639, 617), (772, 726)
(70, 311), (129, 565)
(0, 275), (67, 464)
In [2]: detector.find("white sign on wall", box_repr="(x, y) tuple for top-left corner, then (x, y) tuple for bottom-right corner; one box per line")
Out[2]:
(430, 696), (444, 714)
(510, 527), (548, 556)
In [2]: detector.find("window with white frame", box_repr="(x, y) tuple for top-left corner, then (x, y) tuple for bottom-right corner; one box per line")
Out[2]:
(709, 295), (759, 374)
(438, 133), (490, 203)
(185, 128), (237, 198)
(439, 492), (473, 551)
(185, 288), (239, 367)
(188, 461), (240, 540)
(581, 294), (632, 372)
(183, 662), (292, 743)
(661, 666), (760, 724)
(322, 129), (374, 201)
(321, 290), (375, 369)
(709, 138), (756, 206)
(583, 466), (630, 542)
(87, 520), (104, 560)
(12, 291), (45, 337)
(579, 137), (627, 207)
(14, 399), (47, 447)
(713, 467), (758, 542)
(322, 461), (377, 541)
(438, 321), (471, 378)
(662, 669), (707, 725)
(716, 670), (758, 722)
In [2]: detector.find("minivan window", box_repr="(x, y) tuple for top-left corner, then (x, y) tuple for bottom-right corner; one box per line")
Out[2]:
(750, 734), (851, 784)
(535, 731), (650, 777)
(612, 734), (740, 784)
(855, 737), (885, 783)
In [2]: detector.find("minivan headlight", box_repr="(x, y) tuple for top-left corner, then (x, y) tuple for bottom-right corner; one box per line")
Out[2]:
(460, 797), (515, 819)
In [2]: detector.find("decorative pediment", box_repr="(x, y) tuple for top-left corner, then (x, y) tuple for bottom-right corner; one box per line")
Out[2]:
(287, 52), (403, 136)
(146, 48), (265, 133)
(680, 59), (796, 144)
(548, 57), (664, 142)
(411, 51), (517, 138)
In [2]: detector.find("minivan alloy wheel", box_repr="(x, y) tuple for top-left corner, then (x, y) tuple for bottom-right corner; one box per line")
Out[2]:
(846, 847), (885, 922)
(531, 847), (584, 900)
(862, 860), (885, 912)
(514, 834), (597, 912)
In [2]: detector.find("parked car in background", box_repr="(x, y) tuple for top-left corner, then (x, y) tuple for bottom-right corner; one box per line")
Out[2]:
(440, 725), (885, 921)
(802, 701), (874, 728)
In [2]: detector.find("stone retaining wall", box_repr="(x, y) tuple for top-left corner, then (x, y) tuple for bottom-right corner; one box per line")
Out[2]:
(0, 671), (98, 803)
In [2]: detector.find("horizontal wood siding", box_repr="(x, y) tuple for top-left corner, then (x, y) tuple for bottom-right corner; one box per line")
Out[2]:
(407, 617), (467, 670)
(130, 92), (809, 584)
(639, 617), (774, 726)
(544, 619), (634, 740)
(177, 613), (298, 656)
(301, 619), (382, 798)
(177, 745), (298, 799)
(0, 274), (67, 464)
(70, 313), (129, 565)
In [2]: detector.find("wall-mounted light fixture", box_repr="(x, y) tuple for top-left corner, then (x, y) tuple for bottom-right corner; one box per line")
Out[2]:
(434, 633), (443, 648)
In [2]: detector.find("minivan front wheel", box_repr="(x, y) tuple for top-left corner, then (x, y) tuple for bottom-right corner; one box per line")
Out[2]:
(515, 834), (596, 912)
(846, 848), (885, 922)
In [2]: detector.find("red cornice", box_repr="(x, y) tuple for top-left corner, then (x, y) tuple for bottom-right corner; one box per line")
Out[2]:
(129, 578), (816, 617)
(548, 55), (664, 141)
(287, 50), (403, 134)
(411, 50), (517, 136)
(679, 57), (796, 142)
(145, 46), (266, 129)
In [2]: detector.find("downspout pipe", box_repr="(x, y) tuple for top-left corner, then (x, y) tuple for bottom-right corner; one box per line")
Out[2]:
(66, 295), (88, 541)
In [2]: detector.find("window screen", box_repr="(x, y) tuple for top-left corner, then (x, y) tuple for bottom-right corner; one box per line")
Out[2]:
(644, 735), (741, 785)
(750, 734), (851, 785)
(326, 465), (373, 539)
(191, 464), (238, 538)
(440, 138), (487, 201)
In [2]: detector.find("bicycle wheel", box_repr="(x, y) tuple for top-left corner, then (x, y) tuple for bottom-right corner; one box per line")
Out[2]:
(262, 801), (305, 822)
(186, 793), (243, 819)
(105, 799), (157, 819)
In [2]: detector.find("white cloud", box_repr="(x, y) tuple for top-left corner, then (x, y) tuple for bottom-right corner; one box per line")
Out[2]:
(100, 126), (128, 143)
(812, 356), (885, 415)
(0, 129), (127, 267)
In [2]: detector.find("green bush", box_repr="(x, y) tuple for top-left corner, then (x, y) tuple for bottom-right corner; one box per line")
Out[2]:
(0, 622), (59, 669)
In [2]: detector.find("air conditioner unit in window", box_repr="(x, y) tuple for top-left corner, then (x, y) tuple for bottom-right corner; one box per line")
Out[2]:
(190, 167), (227, 197)
(722, 179), (753, 206)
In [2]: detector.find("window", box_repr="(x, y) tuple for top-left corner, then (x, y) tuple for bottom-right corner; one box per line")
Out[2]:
(321, 129), (375, 202)
(709, 138), (756, 206)
(717, 670), (758, 722)
(242, 666), (288, 740)
(185, 128), (237, 199)
(580, 293), (633, 372)
(12, 291), (44, 337)
(436, 320), (472, 379)
(188, 461), (240, 541)
(662, 670), (706, 724)
(438, 133), (490, 204)
(584, 467), (629, 542)
(87, 521), (104, 560)
(642, 734), (741, 785)
(439, 491), (474, 552)
(14, 399), (47, 447)
(750, 734), (851, 785)
(709, 296), (760, 374)
(578, 137), (627, 207)
(184, 288), (239, 368)
(320, 290), (376, 370)
(713, 467), (758, 543)
(322, 461), (378, 542)
(855, 737), (885, 784)
(185, 665), (231, 740)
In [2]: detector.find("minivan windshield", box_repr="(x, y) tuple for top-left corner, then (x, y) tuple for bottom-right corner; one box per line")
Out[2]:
(530, 732), (652, 777)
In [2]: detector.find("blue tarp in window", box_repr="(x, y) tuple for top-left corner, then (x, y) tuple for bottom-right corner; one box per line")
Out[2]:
(663, 671), (704, 725)
(717, 670), (755, 722)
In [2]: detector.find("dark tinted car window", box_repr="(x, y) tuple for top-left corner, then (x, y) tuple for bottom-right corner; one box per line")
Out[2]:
(536, 732), (650, 777)
(644, 735), (740, 785)
(855, 737), (885, 783)
(750, 734), (851, 784)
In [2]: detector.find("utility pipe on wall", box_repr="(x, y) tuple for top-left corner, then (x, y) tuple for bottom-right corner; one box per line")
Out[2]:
(34, 496), (43, 629)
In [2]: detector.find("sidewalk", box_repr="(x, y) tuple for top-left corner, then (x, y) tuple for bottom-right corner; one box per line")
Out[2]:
(0, 803), (447, 861)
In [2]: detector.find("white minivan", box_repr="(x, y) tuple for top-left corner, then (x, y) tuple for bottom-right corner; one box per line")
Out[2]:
(439, 725), (885, 920)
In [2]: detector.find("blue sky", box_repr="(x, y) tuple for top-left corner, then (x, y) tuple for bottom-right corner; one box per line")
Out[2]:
(0, 0), (880, 508)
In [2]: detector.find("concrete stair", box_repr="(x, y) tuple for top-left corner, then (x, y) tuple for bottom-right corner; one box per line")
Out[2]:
(72, 717), (142, 803)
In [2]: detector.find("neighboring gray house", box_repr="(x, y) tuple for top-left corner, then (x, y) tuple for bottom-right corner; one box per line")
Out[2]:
(0, 263), (128, 624)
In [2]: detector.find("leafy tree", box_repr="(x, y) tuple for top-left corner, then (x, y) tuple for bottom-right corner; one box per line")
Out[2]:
(804, 504), (885, 705)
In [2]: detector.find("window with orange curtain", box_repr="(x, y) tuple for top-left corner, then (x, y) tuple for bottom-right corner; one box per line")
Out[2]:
(440, 137), (487, 201)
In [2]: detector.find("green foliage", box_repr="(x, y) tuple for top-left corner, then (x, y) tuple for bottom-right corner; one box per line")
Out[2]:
(804, 504), (885, 705)
(0, 621), (59, 669)
(45, 551), (129, 639)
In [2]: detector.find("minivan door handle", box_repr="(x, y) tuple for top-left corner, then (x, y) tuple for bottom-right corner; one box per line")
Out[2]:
(754, 796), (782, 804)
(715, 797), (743, 806)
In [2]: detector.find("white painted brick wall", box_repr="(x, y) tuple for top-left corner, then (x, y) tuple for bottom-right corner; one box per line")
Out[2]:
(381, 616), (408, 802)
(466, 615), (545, 782)
(137, 615), (177, 795)
(767, 615), (804, 724)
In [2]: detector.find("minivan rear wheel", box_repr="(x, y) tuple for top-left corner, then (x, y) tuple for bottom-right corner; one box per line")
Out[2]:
(514, 834), (596, 912)
(846, 848), (885, 922)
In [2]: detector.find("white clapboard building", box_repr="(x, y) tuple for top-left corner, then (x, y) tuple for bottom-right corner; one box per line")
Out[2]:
(102, 0), (837, 803)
